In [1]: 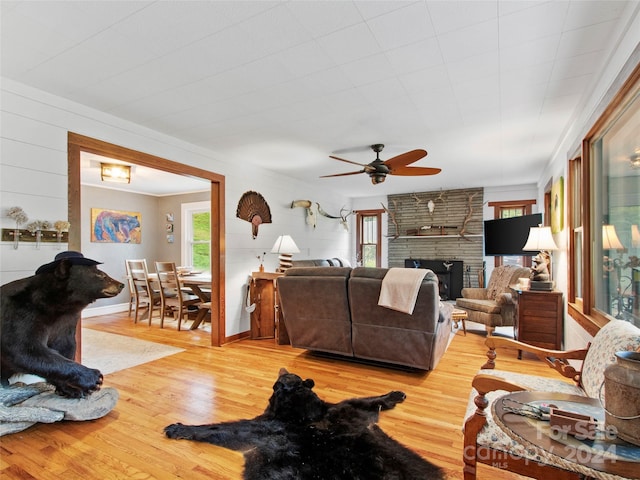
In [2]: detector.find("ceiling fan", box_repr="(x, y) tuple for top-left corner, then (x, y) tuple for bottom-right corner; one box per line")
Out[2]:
(321, 144), (441, 185)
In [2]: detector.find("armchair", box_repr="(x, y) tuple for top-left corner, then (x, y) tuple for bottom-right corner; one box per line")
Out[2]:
(463, 319), (640, 480)
(455, 265), (531, 335)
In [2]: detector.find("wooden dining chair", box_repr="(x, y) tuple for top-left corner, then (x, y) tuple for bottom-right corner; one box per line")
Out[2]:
(124, 260), (136, 316)
(126, 259), (161, 325)
(155, 262), (201, 330)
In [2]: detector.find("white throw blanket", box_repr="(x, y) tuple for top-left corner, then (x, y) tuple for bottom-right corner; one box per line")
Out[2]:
(378, 268), (428, 314)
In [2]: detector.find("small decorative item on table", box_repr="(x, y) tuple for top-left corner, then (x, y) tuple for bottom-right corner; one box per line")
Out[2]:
(257, 252), (266, 273)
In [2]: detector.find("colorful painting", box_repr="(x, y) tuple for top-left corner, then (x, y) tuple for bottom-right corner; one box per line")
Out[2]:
(551, 177), (564, 234)
(91, 208), (141, 243)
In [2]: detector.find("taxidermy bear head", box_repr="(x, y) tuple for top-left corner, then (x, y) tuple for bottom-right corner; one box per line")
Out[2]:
(263, 368), (326, 424)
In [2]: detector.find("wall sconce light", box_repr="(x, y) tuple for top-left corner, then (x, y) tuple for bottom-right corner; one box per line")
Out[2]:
(101, 163), (131, 184)
(271, 235), (300, 273)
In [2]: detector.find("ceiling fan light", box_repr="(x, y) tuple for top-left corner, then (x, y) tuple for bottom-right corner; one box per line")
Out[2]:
(371, 174), (386, 184)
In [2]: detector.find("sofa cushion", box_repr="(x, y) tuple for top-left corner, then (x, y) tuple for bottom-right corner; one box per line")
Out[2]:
(580, 319), (640, 398)
(455, 298), (501, 314)
(279, 267), (354, 356)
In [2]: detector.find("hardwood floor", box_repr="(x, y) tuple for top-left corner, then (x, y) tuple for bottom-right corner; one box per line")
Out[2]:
(1, 313), (562, 479)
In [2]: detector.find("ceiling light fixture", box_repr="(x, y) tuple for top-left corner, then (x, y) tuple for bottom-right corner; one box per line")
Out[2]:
(100, 163), (131, 184)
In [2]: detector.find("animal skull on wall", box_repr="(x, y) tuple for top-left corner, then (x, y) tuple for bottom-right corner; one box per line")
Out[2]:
(290, 200), (316, 228)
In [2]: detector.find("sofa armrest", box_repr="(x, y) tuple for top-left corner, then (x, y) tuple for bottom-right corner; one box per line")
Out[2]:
(482, 337), (589, 385)
(495, 292), (514, 305)
(460, 287), (487, 300)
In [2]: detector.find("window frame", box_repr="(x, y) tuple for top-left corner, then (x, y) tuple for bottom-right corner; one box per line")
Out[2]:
(355, 209), (383, 267)
(181, 201), (211, 269)
(568, 63), (640, 335)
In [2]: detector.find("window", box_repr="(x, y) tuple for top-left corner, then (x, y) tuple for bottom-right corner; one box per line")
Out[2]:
(569, 65), (640, 331)
(356, 210), (382, 267)
(181, 201), (211, 271)
(488, 200), (536, 267)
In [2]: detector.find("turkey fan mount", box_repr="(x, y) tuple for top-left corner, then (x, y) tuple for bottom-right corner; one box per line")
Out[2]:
(236, 191), (272, 239)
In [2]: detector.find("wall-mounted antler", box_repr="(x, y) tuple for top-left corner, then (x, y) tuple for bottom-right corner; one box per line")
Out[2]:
(459, 192), (478, 240)
(316, 204), (354, 232)
(381, 200), (399, 239)
(339, 207), (354, 232)
(316, 203), (340, 219)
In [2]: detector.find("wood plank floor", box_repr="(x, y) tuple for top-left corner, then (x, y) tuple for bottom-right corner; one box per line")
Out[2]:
(0, 313), (563, 479)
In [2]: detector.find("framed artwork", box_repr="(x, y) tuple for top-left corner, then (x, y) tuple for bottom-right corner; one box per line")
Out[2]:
(551, 177), (564, 233)
(166, 213), (174, 222)
(166, 234), (174, 243)
(91, 208), (142, 243)
(166, 223), (174, 233)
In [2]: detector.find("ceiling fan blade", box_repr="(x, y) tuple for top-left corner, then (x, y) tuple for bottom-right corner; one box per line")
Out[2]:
(389, 166), (441, 176)
(329, 155), (368, 167)
(320, 170), (365, 178)
(384, 149), (428, 169)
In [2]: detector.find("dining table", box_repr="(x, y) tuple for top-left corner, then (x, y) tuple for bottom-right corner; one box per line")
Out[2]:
(178, 272), (212, 302)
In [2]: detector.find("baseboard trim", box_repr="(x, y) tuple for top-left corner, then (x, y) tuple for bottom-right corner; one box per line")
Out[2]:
(82, 303), (129, 318)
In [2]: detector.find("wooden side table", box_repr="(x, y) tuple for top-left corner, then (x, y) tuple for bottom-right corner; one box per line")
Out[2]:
(452, 308), (467, 335)
(249, 272), (283, 340)
(511, 287), (563, 357)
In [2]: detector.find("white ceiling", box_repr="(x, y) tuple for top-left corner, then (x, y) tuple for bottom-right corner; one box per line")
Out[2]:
(1, 1), (637, 197)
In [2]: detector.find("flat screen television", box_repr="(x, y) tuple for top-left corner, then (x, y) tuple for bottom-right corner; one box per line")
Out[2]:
(484, 213), (542, 256)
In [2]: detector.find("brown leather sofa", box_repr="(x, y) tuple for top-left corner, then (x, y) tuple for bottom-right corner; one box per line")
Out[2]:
(277, 266), (453, 370)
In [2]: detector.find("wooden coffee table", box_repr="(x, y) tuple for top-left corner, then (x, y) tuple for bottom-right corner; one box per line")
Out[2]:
(452, 308), (467, 335)
(493, 391), (640, 479)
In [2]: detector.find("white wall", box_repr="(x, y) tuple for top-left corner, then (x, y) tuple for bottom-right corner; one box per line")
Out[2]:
(0, 79), (350, 337)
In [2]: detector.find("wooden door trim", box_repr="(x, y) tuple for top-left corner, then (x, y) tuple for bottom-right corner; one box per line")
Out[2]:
(67, 132), (225, 346)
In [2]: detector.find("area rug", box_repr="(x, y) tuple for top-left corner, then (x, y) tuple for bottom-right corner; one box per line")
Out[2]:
(81, 329), (184, 375)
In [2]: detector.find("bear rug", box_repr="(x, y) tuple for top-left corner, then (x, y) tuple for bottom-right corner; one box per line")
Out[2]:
(165, 368), (446, 480)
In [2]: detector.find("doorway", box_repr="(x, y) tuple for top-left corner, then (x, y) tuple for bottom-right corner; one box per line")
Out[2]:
(67, 132), (226, 346)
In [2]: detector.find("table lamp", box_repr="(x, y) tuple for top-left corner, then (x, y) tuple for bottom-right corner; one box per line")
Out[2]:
(522, 225), (558, 290)
(271, 235), (300, 273)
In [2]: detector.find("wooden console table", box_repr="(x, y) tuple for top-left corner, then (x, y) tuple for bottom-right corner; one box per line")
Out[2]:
(249, 272), (283, 340)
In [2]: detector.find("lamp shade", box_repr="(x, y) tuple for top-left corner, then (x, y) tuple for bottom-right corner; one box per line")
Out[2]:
(602, 224), (625, 250)
(522, 226), (558, 251)
(271, 235), (300, 254)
